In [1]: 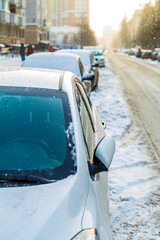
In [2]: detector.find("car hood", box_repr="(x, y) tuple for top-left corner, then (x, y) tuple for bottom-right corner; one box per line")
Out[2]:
(0, 175), (90, 240)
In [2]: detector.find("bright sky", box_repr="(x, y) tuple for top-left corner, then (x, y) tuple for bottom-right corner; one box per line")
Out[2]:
(89, 0), (154, 37)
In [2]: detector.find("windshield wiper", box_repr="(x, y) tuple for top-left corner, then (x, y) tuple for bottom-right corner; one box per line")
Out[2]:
(0, 174), (54, 184)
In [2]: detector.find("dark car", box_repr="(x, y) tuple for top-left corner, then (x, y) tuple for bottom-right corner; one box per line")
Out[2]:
(141, 49), (152, 59)
(135, 48), (142, 58)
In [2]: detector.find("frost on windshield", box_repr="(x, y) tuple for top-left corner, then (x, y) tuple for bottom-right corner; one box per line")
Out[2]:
(65, 122), (76, 169)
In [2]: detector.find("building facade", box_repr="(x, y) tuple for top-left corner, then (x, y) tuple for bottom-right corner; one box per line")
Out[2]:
(52, 0), (89, 27)
(0, 0), (25, 44)
(25, 0), (49, 44)
(51, 0), (89, 44)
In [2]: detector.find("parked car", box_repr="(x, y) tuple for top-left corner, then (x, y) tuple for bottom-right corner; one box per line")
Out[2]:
(151, 48), (160, 60)
(57, 49), (99, 90)
(0, 68), (115, 240)
(83, 46), (105, 67)
(135, 48), (142, 58)
(128, 48), (137, 55)
(141, 49), (152, 59)
(157, 52), (160, 62)
(21, 52), (94, 94)
(93, 50), (105, 67)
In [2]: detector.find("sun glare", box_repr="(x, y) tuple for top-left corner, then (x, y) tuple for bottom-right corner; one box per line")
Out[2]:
(90, 0), (154, 36)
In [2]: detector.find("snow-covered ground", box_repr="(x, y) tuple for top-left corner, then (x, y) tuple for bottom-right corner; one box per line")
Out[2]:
(1, 55), (160, 239)
(0, 55), (22, 67)
(90, 59), (160, 240)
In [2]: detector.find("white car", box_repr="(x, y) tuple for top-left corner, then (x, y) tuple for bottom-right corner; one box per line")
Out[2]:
(0, 68), (115, 240)
(21, 52), (94, 94)
(93, 51), (105, 67)
(82, 46), (105, 67)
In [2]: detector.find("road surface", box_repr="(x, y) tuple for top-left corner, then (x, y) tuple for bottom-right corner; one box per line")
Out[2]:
(108, 52), (160, 159)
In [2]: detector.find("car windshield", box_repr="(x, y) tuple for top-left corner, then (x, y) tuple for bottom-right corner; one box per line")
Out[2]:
(93, 51), (103, 56)
(22, 54), (81, 78)
(0, 87), (76, 181)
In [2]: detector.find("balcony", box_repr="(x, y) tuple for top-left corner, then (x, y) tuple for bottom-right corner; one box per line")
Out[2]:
(10, 13), (19, 25)
(0, 11), (10, 24)
(18, 16), (25, 26)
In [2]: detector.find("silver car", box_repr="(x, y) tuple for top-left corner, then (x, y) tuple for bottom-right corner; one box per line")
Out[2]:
(0, 68), (115, 240)
(21, 52), (94, 94)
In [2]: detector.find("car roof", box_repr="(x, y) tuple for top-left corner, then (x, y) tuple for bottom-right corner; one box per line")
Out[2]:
(21, 52), (83, 77)
(0, 68), (75, 90)
(24, 52), (80, 60)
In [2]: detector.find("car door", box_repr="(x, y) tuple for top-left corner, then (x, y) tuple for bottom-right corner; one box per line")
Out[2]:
(75, 80), (112, 238)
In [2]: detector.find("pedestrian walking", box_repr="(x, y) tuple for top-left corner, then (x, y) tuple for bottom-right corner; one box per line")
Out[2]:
(20, 43), (26, 61)
(27, 44), (34, 56)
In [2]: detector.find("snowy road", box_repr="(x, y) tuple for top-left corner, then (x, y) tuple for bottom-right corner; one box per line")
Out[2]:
(1, 55), (160, 239)
(108, 52), (160, 159)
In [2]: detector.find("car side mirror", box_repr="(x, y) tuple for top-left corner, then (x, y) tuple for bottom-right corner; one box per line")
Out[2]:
(82, 73), (94, 81)
(88, 135), (115, 176)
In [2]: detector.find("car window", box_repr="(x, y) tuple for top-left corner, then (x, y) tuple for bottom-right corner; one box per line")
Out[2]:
(0, 87), (76, 180)
(75, 81), (94, 160)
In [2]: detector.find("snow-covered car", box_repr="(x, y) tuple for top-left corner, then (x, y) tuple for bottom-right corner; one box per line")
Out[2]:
(0, 68), (115, 240)
(57, 49), (99, 90)
(21, 52), (94, 94)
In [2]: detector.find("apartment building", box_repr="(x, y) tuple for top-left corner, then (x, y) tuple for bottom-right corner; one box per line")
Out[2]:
(52, 0), (89, 27)
(51, 0), (89, 44)
(25, 0), (49, 44)
(0, 0), (25, 44)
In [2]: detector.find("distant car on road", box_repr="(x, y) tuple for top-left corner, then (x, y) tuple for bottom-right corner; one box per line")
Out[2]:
(21, 52), (94, 94)
(83, 46), (105, 67)
(141, 49), (152, 59)
(0, 68), (115, 240)
(135, 48), (142, 58)
(128, 48), (137, 55)
(93, 50), (105, 67)
(57, 49), (99, 90)
(151, 48), (160, 60)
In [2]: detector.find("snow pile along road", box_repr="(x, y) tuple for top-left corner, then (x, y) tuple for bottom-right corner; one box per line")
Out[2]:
(90, 58), (160, 240)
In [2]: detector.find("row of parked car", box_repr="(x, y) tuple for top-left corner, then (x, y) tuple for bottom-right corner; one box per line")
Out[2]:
(0, 47), (115, 239)
(127, 47), (160, 61)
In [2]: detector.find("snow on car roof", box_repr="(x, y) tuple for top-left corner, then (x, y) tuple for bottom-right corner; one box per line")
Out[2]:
(22, 52), (81, 77)
(57, 49), (92, 67)
(0, 68), (70, 90)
